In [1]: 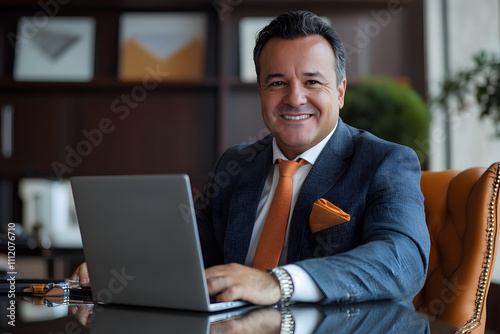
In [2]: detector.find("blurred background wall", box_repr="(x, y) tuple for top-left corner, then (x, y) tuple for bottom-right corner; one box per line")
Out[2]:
(425, 0), (500, 172)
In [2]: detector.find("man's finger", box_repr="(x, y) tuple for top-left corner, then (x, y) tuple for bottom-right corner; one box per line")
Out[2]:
(206, 275), (228, 296)
(71, 263), (90, 284)
(214, 283), (244, 303)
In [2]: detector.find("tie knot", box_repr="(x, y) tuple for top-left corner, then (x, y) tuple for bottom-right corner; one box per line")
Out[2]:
(278, 158), (308, 177)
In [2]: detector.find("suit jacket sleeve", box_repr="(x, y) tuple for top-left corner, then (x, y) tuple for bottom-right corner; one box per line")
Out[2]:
(295, 143), (430, 304)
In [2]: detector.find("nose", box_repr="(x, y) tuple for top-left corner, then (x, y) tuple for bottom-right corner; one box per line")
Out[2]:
(283, 82), (307, 107)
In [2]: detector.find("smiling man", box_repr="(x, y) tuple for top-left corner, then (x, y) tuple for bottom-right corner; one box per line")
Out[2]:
(196, 10), (430, 307)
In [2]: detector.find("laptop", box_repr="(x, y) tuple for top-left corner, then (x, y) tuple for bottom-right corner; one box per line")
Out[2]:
(70, 174), (247, 312)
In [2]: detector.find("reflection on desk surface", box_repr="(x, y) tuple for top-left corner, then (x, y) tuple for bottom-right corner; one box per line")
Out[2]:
(3, 297), (461, 334)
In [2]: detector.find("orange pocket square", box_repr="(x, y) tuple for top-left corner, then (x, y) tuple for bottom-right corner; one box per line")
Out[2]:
(309, 199), (350, 233)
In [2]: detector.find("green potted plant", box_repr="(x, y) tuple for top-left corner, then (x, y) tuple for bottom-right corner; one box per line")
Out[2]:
(341, 77), (430, 164)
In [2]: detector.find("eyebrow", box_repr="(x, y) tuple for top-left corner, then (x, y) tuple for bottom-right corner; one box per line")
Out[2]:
(264, 73), (285, 84)
(303, 71), (327, 80)
(263, 71), (327, 84)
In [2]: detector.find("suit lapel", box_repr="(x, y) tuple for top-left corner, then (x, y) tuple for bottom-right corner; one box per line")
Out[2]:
(287, 119), (354, 262)
(224, 139), (273, 264)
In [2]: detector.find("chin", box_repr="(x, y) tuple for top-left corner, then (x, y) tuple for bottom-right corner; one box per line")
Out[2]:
(280, 139), (314, 152)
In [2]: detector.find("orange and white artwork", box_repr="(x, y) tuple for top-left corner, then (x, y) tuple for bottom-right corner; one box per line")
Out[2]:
(118, 13), (207, 82)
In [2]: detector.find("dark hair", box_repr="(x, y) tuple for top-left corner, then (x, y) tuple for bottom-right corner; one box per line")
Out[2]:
(253, 10), (346, 86)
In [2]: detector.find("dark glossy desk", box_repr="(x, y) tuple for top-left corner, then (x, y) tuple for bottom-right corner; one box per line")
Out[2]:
(1, 296), (461, 334)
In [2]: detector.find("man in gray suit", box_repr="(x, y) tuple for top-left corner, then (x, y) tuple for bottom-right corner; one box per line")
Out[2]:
(196, 10), (430, 306)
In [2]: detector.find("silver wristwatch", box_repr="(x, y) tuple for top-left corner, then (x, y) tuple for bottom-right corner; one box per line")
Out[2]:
(269, 267), (294, 303)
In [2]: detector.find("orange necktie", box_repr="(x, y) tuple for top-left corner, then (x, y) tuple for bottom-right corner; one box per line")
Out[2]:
(253, 158), (308, 270)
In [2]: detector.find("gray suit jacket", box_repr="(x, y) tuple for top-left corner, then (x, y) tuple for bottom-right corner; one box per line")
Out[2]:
(195, 119), (430, 304)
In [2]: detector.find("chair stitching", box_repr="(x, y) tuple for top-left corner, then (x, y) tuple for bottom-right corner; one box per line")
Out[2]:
(457, 162), (500, 333)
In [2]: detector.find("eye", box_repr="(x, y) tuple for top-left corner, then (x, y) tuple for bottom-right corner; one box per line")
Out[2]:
(270, 81), (284, 87)
(307, 80), (320, 85)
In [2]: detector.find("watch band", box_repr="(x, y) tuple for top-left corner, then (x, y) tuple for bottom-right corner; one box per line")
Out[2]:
(279, 307), (295, 334)
(269, 267), (294, 303)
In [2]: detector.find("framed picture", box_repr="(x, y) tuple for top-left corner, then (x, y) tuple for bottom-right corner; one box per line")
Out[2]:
(13, 17), (95, 82)
(239, 17), (273, 83)
(118, 12), (208, 82)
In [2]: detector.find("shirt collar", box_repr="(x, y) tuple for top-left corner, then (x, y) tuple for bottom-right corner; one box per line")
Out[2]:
(272, 120), (338, 165)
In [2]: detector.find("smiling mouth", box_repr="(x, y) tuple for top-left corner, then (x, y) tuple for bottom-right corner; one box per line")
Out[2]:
(282, 114), (312, 120)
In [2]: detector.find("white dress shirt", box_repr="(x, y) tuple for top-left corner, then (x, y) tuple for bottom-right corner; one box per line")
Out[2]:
(244, 122), (338, 302)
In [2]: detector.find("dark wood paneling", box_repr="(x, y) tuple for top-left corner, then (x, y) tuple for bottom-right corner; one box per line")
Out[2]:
(65, 88), (217, 191)
(0, 93), (66, 176)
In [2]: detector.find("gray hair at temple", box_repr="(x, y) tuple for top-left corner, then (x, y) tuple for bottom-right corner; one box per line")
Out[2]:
(253, 10), (347, 87)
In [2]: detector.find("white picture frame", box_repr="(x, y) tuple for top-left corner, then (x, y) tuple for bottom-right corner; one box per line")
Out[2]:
(13, 16), (96, 82)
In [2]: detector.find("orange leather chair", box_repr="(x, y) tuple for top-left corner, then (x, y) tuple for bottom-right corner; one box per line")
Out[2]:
(414, 162), (500, 333)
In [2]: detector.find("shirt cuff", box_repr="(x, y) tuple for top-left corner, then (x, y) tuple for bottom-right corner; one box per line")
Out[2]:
(281, 264), (324, 303)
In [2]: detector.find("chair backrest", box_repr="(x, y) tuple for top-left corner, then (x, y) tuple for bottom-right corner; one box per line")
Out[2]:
(414, 162), (500, 333)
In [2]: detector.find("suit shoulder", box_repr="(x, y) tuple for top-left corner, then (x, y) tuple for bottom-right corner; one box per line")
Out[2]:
(345, 123), (419, 161)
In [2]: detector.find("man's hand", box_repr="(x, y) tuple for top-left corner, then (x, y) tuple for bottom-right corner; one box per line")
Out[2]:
(71, 262), (90, 284)
(205, 263), (281, 305)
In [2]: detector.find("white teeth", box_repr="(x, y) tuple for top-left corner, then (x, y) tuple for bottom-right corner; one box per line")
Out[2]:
(283, 115), (311, 120)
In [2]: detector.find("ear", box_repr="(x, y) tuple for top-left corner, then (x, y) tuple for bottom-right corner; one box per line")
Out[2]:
(337, 78), (347, 109)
